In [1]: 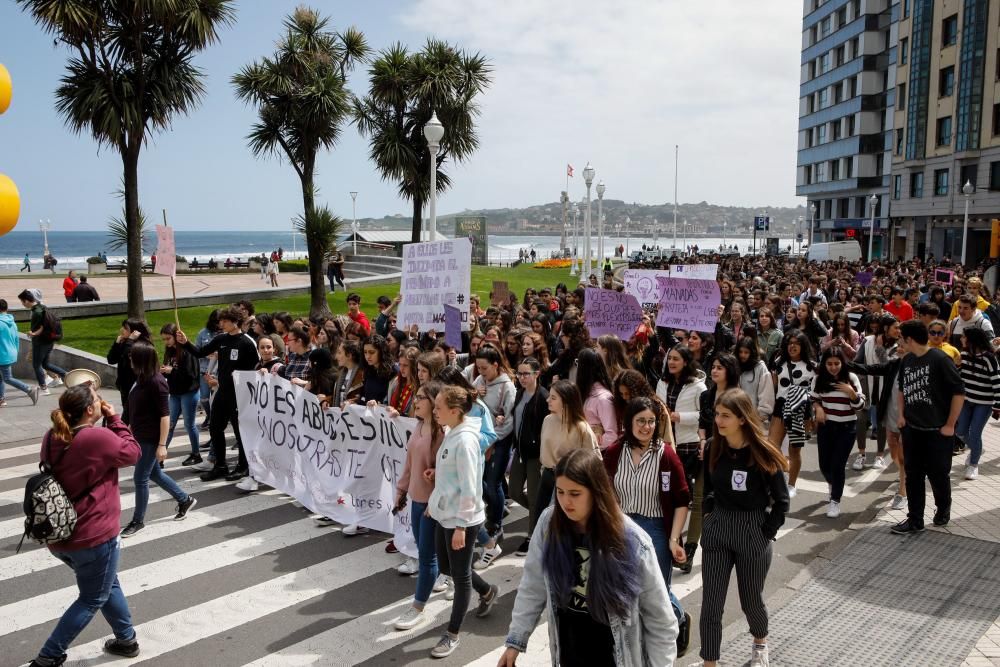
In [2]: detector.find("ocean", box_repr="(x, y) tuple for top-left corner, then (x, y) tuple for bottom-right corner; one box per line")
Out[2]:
(0, 231), (800, 270)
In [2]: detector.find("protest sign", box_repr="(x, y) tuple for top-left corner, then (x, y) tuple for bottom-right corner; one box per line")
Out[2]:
(655, 276), (721, 331)
(234, 371), (419, 557)
(154, 224), (176, 278)
(855, 271), (873, 287)
(623, 269), (671, 309)
(670, 263), (718, 280)
(934, 268), (954, 285)
(444, 304), (463, 350)
(397, 238), (472, 332)
(491, 280), (509, 307)
(585, 288), (642, 339)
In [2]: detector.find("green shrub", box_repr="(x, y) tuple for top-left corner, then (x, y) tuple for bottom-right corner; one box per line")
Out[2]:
(278, 260), (309, 272)
(86, 256), (105, 264)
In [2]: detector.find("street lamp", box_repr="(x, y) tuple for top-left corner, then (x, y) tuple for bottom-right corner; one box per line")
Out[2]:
(560, 190), (569, 254)
(596, 180), (606, 267)
(683, 219), (688, 254)
(583, 163), (595, 277)
(809, 202), (816, 248)
(625, 215), (631, 256)
(961, 180), (974, 265)
(723, 218), (728, 251)
(570, 205), (580, 276)
(423, 111), (444, 241)
(797, 215), (804, 255)
(868, 194), (878, 261)
(38, 218), (50, 258)
(350, 191), (358, 255)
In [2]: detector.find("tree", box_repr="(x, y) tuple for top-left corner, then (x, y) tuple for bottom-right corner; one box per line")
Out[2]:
(17, 0), (235, 319)
(233, 7), (368, 316)
(353, 40), (491, 243)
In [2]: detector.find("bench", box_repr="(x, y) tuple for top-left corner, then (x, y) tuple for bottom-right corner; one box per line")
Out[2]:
(106, 263), (154, 273)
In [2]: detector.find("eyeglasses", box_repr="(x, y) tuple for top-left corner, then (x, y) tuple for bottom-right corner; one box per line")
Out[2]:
(929, 330), (946, 337)
(516, 371), (537, 377)
(633, 418), (657, 427)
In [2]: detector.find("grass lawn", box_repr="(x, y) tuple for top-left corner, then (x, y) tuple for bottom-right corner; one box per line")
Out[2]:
(24, 264), (578, 357)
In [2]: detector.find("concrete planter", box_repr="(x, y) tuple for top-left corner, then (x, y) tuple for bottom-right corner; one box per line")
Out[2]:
(249, 258), (262, 271)
(176, 260), (189, 272)
(87, 262), (107, 275)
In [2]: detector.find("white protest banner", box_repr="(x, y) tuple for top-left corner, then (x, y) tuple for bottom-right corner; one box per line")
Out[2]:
(655, 276), (721, 331)
(398, 237), (472, 332)
(585, 287), (642, 339)
(669, 263), (718, 280)
(154, 224), (176, 278)
(234, 371), (418, 557)
(623, 269), (670, 309)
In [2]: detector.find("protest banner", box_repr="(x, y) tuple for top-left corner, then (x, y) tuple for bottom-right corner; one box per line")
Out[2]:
(234, 371), (419, 557)
(623, 269), (671, 309)
(444, 304), (463, 349)
(491, 280), (509, 307)
(154, 223), (176, 278)
(655, 276), (721, 330)
(934, 268), (954, 285)
(585, 287), (642, 339)
(397, 237), (472, 332)
(670, 263), (718, 280)
(855, 271), (873, 287)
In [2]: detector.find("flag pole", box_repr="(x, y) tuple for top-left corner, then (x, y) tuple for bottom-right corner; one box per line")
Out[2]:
(162, 209), (180, 329)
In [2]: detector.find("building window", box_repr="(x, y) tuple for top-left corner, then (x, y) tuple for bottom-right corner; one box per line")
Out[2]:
(831, 160), (840, 180)
(851, 37), (860, 59)
(937, 116), (952, 146)
(837, 7), (847, 27)
(821, 17), (832, 38)
(939, 66), (955, 97)
(960, 164), (977, 190)
(820, 52), (831, 73)
(994, 103), (1000, 135)
(942, 15), (958, 46)
(832, 120), (842, 141)
(991, 162), (1000, 189)
(893, 175), (902, 199)
(900, 38), (908, 64)
(846, 158), (854, 178)
(956, 0), (988, 152)
(906, 0), (933, 160)
(818, 88), (829, 108)
(997, 48), (1000, 80)
(895, 128), (904, 155)
(934, 169), (949, 196)
(805, 165), (813, 185)
(850, 76), (858, 97)
(898, 83), (907, 109)
(848, 114), (856, 136)
(836, 45), (846, 67)
(911, 172), (924, 198)
(904, 0), (910, 18)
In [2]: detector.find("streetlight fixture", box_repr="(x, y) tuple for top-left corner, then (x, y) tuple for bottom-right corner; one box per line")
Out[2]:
(868, 194), (878, 261)
(683, 219), (688, 254)
(961, 180), (974, 265)
(560, 190), (569, 254)
(350, 191), (358, 255)
(570, 205), (580, 276)
(723, 217), (728, 251)
(38, 218), (51, 258)
(596, 180), (606, 267)
(423, 111), (444, 241)
(583, 163), (595, 276)
(624, 215), (631, 257)
(809, 202), (816, 248)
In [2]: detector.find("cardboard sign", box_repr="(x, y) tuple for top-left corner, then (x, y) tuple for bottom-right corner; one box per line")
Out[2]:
(154, 224), (176, 278)
(623, 269), (671, 309)
(397, 238), (472, 332)
(856, 271), (873, 286)
(584, 288), (642, 339)
(491, 280), (509, 307)
(670, 263), (719, 280)
(655, 277), (721, 331)
(444, 304), (463, 350)
(935, 268), (954, 285)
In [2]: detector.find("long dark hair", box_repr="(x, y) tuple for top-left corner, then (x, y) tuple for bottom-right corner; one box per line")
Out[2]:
(709, 352), (741, 391)
(543, 449), (642, 625)
(550, 379), (587, 428)
(49, 384), (96, 446)
(814, 347), (851, 393)
(129, 342), (160, 384)
(612, 369), (655, 417)
(709, 389), (787, 475)
(735, 337), (760, 373)
(963, 327), (995, 357)
(778, 329), (815, 366)
(576, 348), (613, 400)
(122, 318), (152, 344)
(160, 322), (191, 366)
(308, 347), (338, 396)
(364, 334), (395, 380)
(667, 344), (700, 386)
(621, 396), (665, 447)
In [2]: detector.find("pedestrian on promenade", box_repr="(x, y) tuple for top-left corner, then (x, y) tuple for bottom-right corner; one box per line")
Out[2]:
(892, 319), (965, 534)
(427, 384), (499, 659)
(18, 289), (67, 397)
(535, 380), (599, 520)
(21, 252), (31, 272)
(955, 327), (1000, 481)
(62, 271), (79, 303)
(499, 448), (679, 667)
(160, 323), (203, 467)
(194, 309), (221, 430)
(28, 384), (141, 667)
(508, 356), (549, 556)
(329, 252), (346, 292)
(267, 255), (279, 287)
(768, 330), (816, 498)
(700, 388), (789, 667)
(106, 319), (152, 422)
(0, 298), (40, 406)
(71, 276), (100, 302)
(120, 343), (196, 538)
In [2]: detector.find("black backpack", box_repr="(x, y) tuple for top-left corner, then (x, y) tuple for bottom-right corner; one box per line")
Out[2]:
(42, 308), (63, 342)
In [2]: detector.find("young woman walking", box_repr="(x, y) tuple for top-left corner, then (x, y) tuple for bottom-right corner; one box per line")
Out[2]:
(769, 331), (817, 498)
(160, 324), (203, 467)
(577, 347), (619, 449)
(508, 357), (550, 556)
(535, 380), (600, 519)
(956, 327), (1000, 481)
(106, 318), (152, 422)
(736, 338), (776, 422)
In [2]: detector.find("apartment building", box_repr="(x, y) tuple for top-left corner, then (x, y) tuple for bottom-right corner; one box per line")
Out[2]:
(796, 0), (898, 258)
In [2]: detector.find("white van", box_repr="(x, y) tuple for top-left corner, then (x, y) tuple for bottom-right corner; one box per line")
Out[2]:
(807, 240), (862, 262)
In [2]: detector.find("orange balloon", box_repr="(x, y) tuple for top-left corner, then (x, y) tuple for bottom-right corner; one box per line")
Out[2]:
(0, 173), (20, 236)
(0, 63), (10, 115)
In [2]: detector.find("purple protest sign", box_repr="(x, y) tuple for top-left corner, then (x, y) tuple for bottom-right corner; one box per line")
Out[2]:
(655, 277), (721, 331)
(855, 271), (873, 286)
(444, 304), (463, 350)
(584, 288), (642, 339)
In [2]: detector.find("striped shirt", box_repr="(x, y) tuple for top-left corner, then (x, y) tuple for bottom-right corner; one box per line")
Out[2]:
(959, 352), (1000, 408)
(809, 372), (865, 422)
(613, 441), (664, 517)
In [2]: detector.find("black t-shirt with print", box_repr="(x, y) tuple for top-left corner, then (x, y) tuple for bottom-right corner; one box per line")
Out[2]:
(898, 347), (964, 430)
(556, 532), (616, 667)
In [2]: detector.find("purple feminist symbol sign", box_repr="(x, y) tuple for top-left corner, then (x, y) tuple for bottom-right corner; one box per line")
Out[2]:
(584, 288), (642, 339)
(655, 277), (721, 330)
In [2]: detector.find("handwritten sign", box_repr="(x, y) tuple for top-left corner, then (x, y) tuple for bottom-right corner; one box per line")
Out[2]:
(154, 224), (176, 278)
(655, 277), (721, 331)
(585, 288), (642, 339)
(397, 238), (472, 332)
(855, 271), (873, 286)
(491, 280), (509, 307)
(444, 304), (463, 350)
(670, 263), (718, 280)
(623, 269), (671, 309)
(935, 268), (954, 285)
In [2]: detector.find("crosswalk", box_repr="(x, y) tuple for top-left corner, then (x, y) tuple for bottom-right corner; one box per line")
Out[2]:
(0, 429), (895, 666)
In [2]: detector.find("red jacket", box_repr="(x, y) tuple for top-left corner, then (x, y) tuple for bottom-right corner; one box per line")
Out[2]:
(603, 439), (690, 537)
(885, 300), (914, 322)
(63, 276), (78, 299)
(42, 415), (141, 551)
(349, 310), (372, 337)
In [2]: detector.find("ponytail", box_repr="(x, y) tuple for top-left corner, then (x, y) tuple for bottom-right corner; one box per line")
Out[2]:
(49, 384), (95, 445)
(49, 409), (73, 445)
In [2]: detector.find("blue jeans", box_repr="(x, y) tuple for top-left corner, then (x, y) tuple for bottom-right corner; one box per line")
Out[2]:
(628, 513), (683, 624)
(410, 501), (439, 605)
(39, 536), (135, 659)
(132, 438), (189, 524)
(31, 339), (66, 387)
(957, 402), (992, 466)
(483, 439), (512, 533)
(199, 374), (212, 422)
(0, 364), (32, 399)
(167, 389), (201, 455)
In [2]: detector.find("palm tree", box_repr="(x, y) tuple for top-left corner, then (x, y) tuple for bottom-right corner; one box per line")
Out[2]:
(353, 40), (491, 243)
(17, 0), (235, 319)
(233, 7), (368, 317)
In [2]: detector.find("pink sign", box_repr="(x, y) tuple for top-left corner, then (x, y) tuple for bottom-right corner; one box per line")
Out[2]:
(154, 224), (176, 278)
(585, 288), (642, 339)
(655, 277), (721, 331)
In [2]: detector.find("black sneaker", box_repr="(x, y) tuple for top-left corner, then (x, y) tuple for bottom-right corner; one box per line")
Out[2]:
(174, 496), (198, 521)
(28, 654), (66, 667)
(474, 584), (499, 618)
(677, 611), (691, 657)
(103, 637), (140, 658)
(933, 508), (951, 526)
(890, 519), (925, 534)
(120, 521), (144, 538)
(225, 467), (249, 482)
(514, 538), (530, 556)
(199, 440), (213, 451)
(182, 454), (203, 466)
(200, 466), (229, 482)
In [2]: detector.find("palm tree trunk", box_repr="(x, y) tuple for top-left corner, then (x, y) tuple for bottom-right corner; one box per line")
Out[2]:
(411, 195), (423, 244)
(301, 175), (332, 318)
(122, 145), (145, 320)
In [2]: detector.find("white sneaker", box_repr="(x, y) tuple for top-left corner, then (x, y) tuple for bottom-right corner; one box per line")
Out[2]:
(394, 606), (425, 631)
(890, 494), (908, 511)
(473, 544), (502, 570)
(41, 386), (51, 396)
(430, 634), (460, 659)
(966, 465), (979, 480)
(826, 500), (841, 518)
(851, 454), (865, 471)
(750, 643), (770, 667)
(433, 575), (450, 592)
(787, 485), (797, 499)
(445, 578), (455, 600)
(48, 377), (63, 387)
(235, 477), (259, 493)
(873, 456), (887, 470)
(397, 558), (418, 575)
(342, 524), (369, 536)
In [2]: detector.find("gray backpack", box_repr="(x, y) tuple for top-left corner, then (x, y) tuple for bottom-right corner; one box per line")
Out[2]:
(17, 434), (93, 553)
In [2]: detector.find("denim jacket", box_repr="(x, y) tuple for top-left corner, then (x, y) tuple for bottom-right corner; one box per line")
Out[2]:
(505, 507), (678, 666)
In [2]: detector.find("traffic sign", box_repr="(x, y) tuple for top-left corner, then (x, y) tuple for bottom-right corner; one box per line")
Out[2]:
(754, 216), (770, 231)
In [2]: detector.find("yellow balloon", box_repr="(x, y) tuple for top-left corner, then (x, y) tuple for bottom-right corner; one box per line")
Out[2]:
(0, 63), (10, 115)
(0, 173), (20, 236)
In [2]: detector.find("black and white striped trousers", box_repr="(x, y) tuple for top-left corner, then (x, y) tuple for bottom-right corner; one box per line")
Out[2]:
(698, 508), (773, 661)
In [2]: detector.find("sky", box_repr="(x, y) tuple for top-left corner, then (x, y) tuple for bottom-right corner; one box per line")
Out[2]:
(0, 0), (803, 232)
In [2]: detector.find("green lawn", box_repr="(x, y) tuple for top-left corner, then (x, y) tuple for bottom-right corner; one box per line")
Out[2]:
(24, 264), (576, 357)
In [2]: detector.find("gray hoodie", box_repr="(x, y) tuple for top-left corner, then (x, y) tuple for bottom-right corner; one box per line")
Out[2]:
(474, 372), (517, 441)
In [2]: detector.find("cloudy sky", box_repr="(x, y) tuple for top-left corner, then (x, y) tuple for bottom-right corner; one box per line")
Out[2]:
(0, 0), (803, 232)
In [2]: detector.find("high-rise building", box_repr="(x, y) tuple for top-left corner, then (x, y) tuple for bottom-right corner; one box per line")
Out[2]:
(890, 0), (999, 263)
(797, 0), (898, 258)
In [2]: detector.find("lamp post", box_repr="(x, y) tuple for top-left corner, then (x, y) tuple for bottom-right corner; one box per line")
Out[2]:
(583, 163), (595, 277)
(570, 205), (580, 276)
(596, 180), (606, 266)
(423, 111), (444, 241)
(809, 202), (816, 248)
(723, 218), (728, 251)
(38, 218), (50, 258)
(683, 219), (688, 254)
(797, 215), (804, 255)
(961, 179), (974, 265)
(625, 215), (631, 256)
(868, 194), (878, 261)
(350, 191), (358, 255)
(560, 190), (569, 254)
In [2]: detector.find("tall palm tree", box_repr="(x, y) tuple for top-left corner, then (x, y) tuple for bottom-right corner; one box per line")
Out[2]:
(233, 7), (368, 317)
(17, 0), (235, 319)
(353, 40), (491, 243)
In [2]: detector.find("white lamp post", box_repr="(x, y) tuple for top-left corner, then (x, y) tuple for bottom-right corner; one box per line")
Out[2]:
(570, 205), (580, 276)
(560, 190), (569, 254)
(625, 215), (631, 256)
(809, 202), (816, 248)
(596, 180), (606, 266)
(683, 219), (688, 253)
(423, 111), (444, 241)
(868, 194), (878, 261)
(961, 180), (974, 265)
(583, 163), (595, 277)
(39, 218), (51, 258)
(723, 218), (728, 250)
(350, 191), (358, 254)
